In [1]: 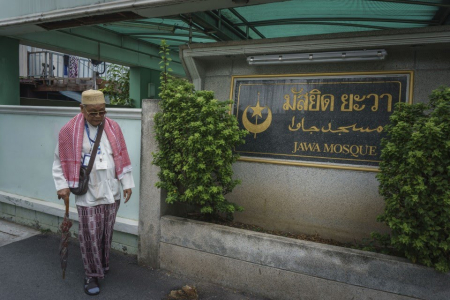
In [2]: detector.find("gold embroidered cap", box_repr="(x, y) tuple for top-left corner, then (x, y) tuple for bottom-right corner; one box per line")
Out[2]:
(81, 89), (105, 105)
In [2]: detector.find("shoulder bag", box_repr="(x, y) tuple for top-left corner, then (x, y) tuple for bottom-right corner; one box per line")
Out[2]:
(70, 121), (105, 196)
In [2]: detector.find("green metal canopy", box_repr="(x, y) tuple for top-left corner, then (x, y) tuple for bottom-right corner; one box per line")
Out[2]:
(98, 0), (450, 48)
(1, 0), (449, 107)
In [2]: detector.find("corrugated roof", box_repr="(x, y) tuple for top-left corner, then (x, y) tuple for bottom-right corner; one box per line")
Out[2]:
(98, 0), (449, 48)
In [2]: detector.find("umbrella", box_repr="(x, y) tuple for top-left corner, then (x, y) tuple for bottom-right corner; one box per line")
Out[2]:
(59, 195), (72, 279)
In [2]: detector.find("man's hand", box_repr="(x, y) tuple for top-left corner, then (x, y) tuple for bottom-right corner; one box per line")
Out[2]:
(57, 188), (70, 213)
(57, 188), (70, 201)
(123, 189), (132, 203)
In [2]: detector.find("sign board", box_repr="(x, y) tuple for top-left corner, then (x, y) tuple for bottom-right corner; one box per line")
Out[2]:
(231, 71), (413, 171)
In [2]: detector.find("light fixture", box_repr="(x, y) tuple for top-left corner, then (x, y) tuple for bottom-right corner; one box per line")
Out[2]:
(247, 49), (387, 65)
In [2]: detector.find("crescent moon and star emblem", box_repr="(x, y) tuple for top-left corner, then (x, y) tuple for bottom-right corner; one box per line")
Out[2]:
(242, 92), (273, 139)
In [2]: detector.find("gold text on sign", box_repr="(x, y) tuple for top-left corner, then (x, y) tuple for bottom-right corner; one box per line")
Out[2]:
(288, 117), (384, 134)
(283, 88), (334, 111)
(292, 142), (378, 158)
(341, 93), (392, 112)
(283, 87), (393, 112)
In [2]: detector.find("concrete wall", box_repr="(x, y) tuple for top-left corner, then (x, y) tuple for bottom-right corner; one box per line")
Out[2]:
(138, 99), (196, 267)
(0, 192), (138, 254)
(181, 38), (450, 242)
(160, 216), (450, 300)
(199, 46), (450, 105)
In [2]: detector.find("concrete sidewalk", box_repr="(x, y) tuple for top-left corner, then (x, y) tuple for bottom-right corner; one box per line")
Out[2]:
(0, 220), (267, 300)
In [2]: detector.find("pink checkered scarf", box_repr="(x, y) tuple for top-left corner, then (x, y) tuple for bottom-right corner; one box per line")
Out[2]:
(58, 113), (132, 188)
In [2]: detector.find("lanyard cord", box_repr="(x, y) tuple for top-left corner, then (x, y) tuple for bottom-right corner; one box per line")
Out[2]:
(85, 120), (101, 154)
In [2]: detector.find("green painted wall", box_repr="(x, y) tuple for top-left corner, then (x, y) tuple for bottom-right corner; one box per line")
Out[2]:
(130, 67), (161, 108)
(0, 111), (141, 221)
(0, 36), (19, 105)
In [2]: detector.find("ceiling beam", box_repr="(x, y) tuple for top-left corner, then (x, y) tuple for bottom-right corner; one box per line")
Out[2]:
(262, 21), (391, 31)
(178, 14), (221, 42)
(141, 37), (193, 43)
(235, 20), (391, 31)
(207, 10), (251, 40)
(186, 11), (246, 41)
(103, 20), (211, 37)
(125, 32), (216, 40)
(106, 21), (175, 32)
(64, 26), (167, 59)
(235, 17), (436, 27)
(227, 8), (265, 39)
(432, 7), (450, 25)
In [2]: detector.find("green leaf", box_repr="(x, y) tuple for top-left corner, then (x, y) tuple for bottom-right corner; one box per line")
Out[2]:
(152, 40), (247, 219)
(375, 85), (450, 272)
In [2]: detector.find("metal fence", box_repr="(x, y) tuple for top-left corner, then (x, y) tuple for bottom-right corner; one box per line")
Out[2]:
(27, 51), (118, 79)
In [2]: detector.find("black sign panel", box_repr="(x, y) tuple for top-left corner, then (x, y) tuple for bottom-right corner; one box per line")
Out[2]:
(231, 72), (413, 168)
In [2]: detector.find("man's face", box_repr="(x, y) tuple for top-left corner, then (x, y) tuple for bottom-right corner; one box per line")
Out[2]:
(80, 103), (106, 127)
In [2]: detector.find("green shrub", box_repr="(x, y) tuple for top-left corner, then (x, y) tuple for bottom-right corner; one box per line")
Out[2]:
(152, 40), (248, 219)
(376, 86), (450, 272)
(100, 64), (134, 107)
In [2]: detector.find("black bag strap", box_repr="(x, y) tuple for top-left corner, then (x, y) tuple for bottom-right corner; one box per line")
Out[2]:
(86, 121), (105, 175)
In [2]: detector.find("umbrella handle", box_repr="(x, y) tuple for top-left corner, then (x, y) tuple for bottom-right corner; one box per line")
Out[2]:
(63, 195), (69, 217)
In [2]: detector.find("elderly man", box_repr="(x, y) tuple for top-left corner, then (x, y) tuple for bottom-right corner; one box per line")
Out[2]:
(52, 90), (134, 296)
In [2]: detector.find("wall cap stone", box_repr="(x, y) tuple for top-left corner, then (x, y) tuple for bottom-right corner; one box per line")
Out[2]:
(0, 105), (142, 120)
(0, 190), (138, 235)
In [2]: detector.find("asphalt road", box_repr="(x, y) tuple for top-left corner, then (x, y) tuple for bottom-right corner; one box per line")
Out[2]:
(0, 226), (267, 300)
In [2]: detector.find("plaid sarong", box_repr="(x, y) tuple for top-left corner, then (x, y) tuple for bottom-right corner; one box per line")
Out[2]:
(77, 201), (120, 278)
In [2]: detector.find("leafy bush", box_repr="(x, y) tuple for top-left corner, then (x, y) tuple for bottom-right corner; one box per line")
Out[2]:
(152, 40), (248, 219)
(100, 64), (134, 107)
(376, 86), (450, 272)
